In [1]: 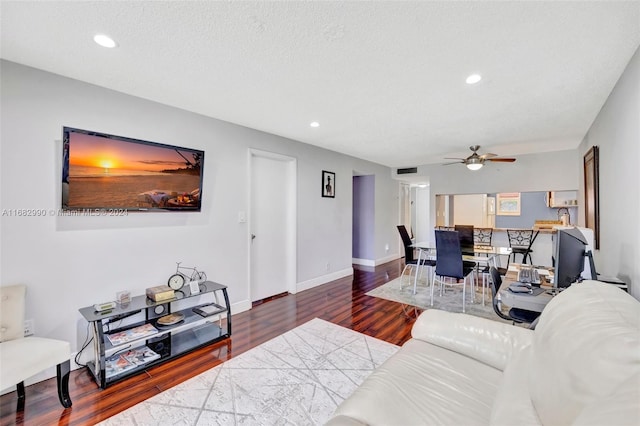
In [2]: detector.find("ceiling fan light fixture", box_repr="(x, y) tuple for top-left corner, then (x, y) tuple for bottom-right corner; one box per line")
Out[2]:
(467, 163), (483, 171)
(466, 154), (484, 170)
(442, 146), (514, 169)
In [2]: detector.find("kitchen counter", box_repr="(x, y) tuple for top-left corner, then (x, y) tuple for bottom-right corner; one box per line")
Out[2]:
(492, 227), (557, 234)
(487, 228), (556, 267)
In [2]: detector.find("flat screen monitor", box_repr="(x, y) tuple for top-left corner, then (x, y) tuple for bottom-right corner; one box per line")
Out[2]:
(62, 127), (204, 212)
(554, 228), (587, 289)
(586, 250), (597, 280)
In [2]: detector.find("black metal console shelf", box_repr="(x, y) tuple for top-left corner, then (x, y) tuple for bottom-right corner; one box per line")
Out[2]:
(79, 281), (231, 389)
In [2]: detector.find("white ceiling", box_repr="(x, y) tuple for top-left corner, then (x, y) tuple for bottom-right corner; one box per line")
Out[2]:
(1, 1), (639, 168)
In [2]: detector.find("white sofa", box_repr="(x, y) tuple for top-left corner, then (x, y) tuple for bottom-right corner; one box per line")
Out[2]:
(326, 281), (640, 425)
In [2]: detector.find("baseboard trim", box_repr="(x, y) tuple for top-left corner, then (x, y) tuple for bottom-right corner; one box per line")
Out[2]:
(352, 254), (400, 267)
(231, 300), (252, 315)
(296, 267), (354, 293)
(352, 258), (375, 266)
(376, 254), (401, 265)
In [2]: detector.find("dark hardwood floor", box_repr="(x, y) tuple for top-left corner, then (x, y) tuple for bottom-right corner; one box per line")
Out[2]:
(0, 259), (418, 425)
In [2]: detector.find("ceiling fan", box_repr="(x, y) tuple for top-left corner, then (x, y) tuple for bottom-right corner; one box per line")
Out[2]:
(443, 145), (516, 170)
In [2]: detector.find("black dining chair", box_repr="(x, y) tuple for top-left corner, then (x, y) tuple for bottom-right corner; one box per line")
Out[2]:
(507, 229), (536, 264)
(397, 225), (435, 290)
(489, 267), (540, 326)
(431, 230), (475, 312)
(454, 225), (475, 255)
(455, 224), (484, 296)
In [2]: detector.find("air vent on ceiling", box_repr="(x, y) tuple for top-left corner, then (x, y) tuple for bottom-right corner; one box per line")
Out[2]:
(397, 167), (418, 174)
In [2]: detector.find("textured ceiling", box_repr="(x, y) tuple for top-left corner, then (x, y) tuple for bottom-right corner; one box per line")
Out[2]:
(1, 1), (639, 167)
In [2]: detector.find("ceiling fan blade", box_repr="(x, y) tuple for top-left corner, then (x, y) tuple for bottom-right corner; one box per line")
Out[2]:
(479, 153), (497, 159)
(487, 158), (516, 162)
(443, 157), (466, 161)
(442, 161), (464, 166)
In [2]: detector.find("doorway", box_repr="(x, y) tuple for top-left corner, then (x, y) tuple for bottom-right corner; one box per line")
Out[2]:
(399, 182), (411, 233)
(352, 174), (375, 264)
(412, 185), (430, 242)
(248, 149), (297, 302)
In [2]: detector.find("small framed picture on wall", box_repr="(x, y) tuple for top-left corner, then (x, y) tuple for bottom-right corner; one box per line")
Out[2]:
(496, 192), (521, 216)
(322, 170), (335, 198)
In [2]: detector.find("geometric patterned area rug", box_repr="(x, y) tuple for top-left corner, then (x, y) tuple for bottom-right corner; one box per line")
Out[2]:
(367, 276), (509, 323)
(98, 318), (399, 426)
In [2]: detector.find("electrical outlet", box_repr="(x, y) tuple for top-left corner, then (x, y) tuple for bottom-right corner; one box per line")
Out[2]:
(24, 319), (35, 336)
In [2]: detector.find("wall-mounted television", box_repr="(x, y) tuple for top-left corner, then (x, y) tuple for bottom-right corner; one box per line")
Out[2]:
(62, 127), (204, 212)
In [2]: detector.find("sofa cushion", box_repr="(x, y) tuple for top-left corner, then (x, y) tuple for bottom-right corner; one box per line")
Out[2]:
(489, 347), (541, 426)
(527, 281), (640, 426)
(330, 338), (502, 425)
(412, 310), (533, 371)
(0, 336), (71, 389)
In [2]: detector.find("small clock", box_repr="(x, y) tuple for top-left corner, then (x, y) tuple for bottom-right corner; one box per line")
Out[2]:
(168, 273), (185, 290)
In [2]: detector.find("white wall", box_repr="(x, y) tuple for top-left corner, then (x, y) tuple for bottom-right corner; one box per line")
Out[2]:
(0, 61), (399, 359)
(372, 175), (401, 265)
(578, 46), (640, 299)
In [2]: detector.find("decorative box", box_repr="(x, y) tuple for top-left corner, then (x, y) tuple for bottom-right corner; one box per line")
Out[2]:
(146, 285), (175, 302)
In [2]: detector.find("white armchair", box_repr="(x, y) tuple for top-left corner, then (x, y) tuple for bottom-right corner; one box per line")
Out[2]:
(0, 285), (72, 409)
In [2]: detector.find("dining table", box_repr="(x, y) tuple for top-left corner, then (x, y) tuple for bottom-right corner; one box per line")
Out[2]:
(409, 242), (513, 304)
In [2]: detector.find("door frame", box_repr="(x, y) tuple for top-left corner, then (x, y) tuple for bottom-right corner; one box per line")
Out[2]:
(247, 148), (297, 302)
(398, 181), (411, 253)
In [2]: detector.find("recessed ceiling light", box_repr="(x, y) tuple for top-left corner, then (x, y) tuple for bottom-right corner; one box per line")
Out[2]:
(94, 34), (117, 48)
(310, 121), (320, 128)
(466, 74), (482, 85)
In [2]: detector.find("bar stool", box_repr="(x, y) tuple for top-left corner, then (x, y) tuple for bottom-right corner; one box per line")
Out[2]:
(474, 228), (493, 246)
(507, 229), (536, 264)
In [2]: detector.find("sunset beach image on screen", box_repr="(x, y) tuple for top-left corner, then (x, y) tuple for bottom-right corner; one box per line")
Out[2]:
(62, 127), (204, 211)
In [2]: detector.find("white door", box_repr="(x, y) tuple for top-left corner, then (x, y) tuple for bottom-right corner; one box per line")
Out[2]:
(249, 150), (296, 302)
(399, 182), (411, 232)
(414, 186), (430, 242)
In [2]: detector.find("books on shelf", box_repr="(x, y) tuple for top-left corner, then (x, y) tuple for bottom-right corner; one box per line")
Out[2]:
(106, 323), (158, 346)
(105, 346), (161, 378)
(122, 346), (161, 365)
(193, 303), (225, 318)
(105, 354), (136, 377)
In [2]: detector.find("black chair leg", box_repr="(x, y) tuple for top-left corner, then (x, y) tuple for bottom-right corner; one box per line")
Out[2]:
(57, 360), (72, 408)
(16, 381), (25, 411)
(16, 381), (25, 400)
